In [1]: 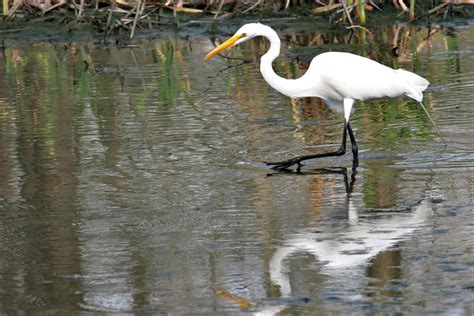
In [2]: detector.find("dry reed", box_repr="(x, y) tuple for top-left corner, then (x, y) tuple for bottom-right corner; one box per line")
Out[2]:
(1, 0), (472, 38)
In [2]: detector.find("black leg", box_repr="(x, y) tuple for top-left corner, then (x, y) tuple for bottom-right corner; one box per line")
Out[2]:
(266, 120), (349, 171)
(347, 122), (359, 167)
(343, 159), (358, 193)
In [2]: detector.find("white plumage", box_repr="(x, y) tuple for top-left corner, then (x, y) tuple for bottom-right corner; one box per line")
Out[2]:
(240, 23), (429, 118)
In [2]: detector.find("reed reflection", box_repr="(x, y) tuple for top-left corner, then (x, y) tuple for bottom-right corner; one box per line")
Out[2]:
(0, 45), (82, 314)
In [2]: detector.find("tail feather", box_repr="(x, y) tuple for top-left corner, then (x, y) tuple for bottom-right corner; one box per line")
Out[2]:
(396, 69), (430, 102)
(396, 69), (429, 90)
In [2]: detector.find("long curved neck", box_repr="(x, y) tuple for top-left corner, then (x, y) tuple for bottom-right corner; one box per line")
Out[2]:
(258, 25), (298, 98)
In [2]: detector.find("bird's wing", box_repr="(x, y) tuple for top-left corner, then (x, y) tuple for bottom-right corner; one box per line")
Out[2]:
(306, 52), (426, 102)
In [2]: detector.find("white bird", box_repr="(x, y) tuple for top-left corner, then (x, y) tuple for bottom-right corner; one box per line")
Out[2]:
(204, 23), (432, 171)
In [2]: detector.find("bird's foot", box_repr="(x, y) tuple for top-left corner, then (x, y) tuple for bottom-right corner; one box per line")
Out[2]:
(265, 157), (303, 172)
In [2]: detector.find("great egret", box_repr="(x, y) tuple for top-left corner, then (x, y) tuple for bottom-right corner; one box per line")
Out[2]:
(204, 23), (433, 171)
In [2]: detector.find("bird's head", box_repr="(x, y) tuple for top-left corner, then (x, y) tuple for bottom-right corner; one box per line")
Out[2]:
(203, 23), (261, 61)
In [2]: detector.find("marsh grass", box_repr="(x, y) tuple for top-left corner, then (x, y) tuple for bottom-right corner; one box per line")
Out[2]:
(1, 0), (472, 38)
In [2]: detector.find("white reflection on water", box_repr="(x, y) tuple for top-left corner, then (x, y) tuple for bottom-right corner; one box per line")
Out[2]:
(79, 292), (134, 312)
(256, 196), (434, 315)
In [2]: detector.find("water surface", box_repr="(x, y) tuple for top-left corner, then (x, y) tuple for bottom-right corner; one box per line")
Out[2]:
(0, 20), (473, 314)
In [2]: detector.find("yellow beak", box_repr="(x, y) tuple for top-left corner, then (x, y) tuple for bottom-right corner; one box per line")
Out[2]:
(203, 34), (244, 61)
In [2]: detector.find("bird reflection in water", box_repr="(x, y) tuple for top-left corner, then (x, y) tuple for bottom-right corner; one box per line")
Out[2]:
(264, 168), (434, 314)
(218, 164), (437, 315)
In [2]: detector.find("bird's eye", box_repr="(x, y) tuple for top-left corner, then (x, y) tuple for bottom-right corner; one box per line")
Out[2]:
(241, 33), (247, 37)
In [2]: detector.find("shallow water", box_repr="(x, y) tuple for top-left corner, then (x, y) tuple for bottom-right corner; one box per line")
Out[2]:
(0, 20), (473, 314)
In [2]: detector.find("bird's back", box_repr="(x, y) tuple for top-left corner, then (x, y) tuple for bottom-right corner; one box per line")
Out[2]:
(300, 52), (429, 102)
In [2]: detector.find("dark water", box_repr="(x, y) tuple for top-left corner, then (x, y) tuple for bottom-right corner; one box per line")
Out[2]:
(0, 21), (473, 314)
